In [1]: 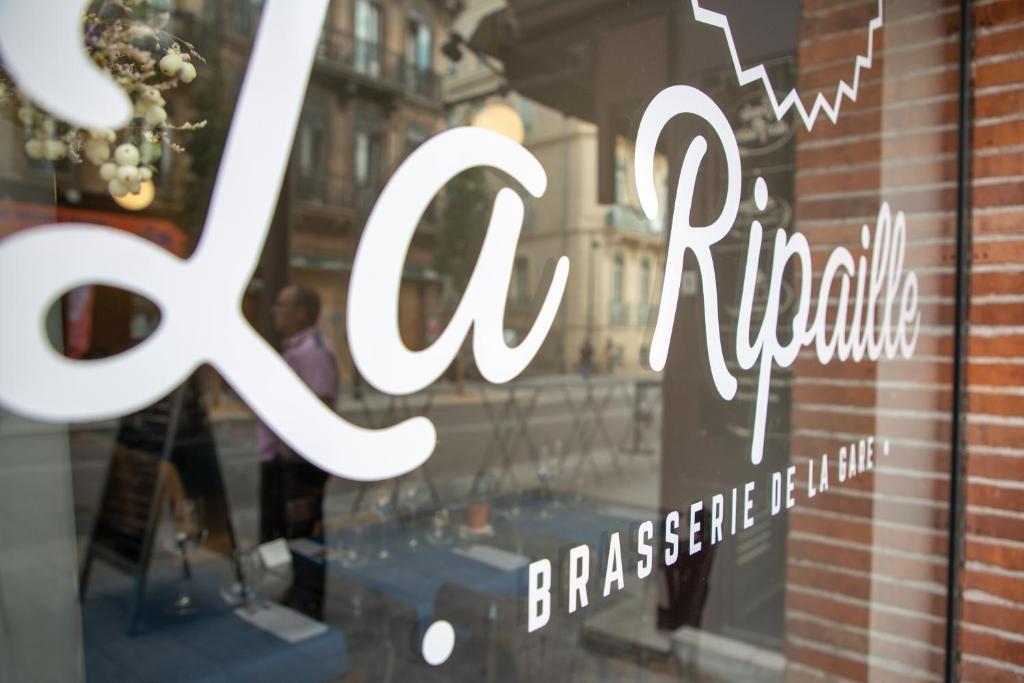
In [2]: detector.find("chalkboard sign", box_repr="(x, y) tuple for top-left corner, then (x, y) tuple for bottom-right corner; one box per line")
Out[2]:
(79, 373), (241, 633)
(88, 443), (178, 571)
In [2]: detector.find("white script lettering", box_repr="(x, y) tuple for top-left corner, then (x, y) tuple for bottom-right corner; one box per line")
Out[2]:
(0, 2), (920, 481)
(632, 87), (920, 465)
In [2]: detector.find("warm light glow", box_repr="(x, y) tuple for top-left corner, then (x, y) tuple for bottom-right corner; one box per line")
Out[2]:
(113, 179), (155, 211)
(471, 102), (525, 145)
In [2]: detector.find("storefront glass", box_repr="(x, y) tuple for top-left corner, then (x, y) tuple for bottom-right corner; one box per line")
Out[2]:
(0, 0), (973, 681)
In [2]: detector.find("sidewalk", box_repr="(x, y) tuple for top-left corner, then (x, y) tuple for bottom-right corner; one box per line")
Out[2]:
(207, 371), (661, 425)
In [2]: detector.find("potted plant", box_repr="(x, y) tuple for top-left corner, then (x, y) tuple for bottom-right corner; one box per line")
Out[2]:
(466, 473), (498, 531)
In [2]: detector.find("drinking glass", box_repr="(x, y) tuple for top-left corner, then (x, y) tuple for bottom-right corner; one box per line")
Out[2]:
(219, 540), (260, 606)
(336, 525), (369, 569)
(399, 482), (426, 549)
(426, 508), (452, 546)
(166, 498), (208, 615)
(370, 485), (393, 560)
(536, 445), (561, 518)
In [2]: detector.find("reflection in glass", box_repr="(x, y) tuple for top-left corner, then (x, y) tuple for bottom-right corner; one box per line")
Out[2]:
(0, 0), (971, 681)
(164, 498), (208, 615)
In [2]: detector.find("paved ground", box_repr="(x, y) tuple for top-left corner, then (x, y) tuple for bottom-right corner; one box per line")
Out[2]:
(64, 373), (664, 550)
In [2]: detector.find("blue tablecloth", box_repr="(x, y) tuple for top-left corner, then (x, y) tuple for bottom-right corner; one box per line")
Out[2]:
(293, 496), (655, 629)
(297, 531), (528, 625)
(83, 570), (346, 683)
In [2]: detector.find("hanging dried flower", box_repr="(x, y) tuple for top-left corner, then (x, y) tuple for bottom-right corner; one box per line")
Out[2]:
(0, 0), (207, 202)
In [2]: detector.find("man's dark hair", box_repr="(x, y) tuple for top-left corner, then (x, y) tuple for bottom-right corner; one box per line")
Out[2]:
(292, 285), (321, 326)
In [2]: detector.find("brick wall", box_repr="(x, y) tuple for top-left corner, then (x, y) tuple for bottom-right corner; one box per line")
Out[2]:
(782, 0), (1024, 679)
(786, 0), (960, 680)
(959, 0), (1024, 680)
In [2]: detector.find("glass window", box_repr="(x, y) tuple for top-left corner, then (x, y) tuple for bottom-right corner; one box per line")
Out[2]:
(612, 252), (624, 304)
(353, 128), (380, 188)
(297, 113), (327, 201)
(353, 123), (384, 218)
(354, 0), (382, 77)
(1, 1), (1013, 682)
(610, 252), (627, 326)
(403, 12), (435, 98)
(639, 257), (651, 325)
(406, 15), (432, 72)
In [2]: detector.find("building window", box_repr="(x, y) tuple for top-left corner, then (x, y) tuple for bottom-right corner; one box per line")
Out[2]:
(610, 138), (668, 235)
(354, 0), (382, 77)
(354, 125), (384, 213)
(297, 113), (328, 201)
(406, 14), (432, 71)
(610, 252), (628, 325)
(405, 13), (434, 97)
(612, 252), (624, 304)
(639, 257), (651, 324)
(614, 153), (627, 207)
(353, 129), (381, 187)
(640, 258), (650, 305)
(513, 256), (529, 306)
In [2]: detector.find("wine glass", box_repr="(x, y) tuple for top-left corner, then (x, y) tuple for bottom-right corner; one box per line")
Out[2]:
(336, 525), (369, 569)
(219, 539), (260, 607)
(399, 482), (425, 549)
(426, 508), (452, 545)
(569, 435), (591, 504)
(370, 485), (394, 560)
(166, 497), (208, 615)
(536, 445), (559, 518)
(572, 459), (591, 504)
(498, 482), (523, 521)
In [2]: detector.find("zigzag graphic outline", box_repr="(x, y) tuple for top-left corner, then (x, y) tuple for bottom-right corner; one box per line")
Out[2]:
(690, 0), (884, 130)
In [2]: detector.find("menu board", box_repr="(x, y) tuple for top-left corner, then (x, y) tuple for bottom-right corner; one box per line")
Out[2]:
(81, 375), (238, 620)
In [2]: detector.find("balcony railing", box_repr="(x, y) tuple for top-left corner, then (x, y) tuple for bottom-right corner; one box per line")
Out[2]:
(317, 29), (442, 102)
(294, 169), (376, 205)
(295, 169), (355, 207)
(606, 204), (662, 235)
(294, 170), (438, 234)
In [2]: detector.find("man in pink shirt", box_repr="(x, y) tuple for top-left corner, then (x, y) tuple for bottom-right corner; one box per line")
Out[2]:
(258, 285), (339, 544)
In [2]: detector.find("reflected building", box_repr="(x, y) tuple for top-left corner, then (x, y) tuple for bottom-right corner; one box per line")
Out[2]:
(445, 0), (670, 375)
(459, 0), (957, 681)
(0, 1), (1014, 682)
(213, 0), (457, 380)
(0, 0), (459, 381)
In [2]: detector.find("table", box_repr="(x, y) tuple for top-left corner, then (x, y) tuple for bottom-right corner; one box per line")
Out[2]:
(290, 495), (657, 680)
(293, 530), (528, 627)
(82, 568), (347, 683)
(294, 494), (656, 627)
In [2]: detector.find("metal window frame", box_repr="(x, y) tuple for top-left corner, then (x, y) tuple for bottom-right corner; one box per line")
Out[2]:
(945, 0), (973, 680)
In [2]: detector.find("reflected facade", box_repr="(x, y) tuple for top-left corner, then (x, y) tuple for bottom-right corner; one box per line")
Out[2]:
(0, 1), (1015, 682)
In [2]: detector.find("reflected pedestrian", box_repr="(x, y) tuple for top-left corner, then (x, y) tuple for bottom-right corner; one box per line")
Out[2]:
(257, 285), (338, 616)
(580, 338), (594, 378)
